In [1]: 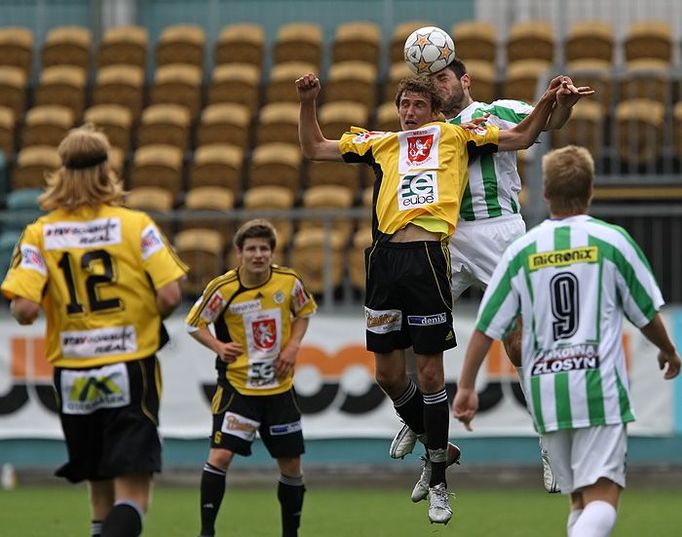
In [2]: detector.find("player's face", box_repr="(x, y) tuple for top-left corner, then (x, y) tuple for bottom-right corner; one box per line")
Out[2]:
(398, 91), (439, 130)
(429, 68), (467, 114)
(237, 237), (273, 277)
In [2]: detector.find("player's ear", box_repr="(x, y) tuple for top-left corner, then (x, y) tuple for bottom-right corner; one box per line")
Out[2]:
(461, 73), (471, 90)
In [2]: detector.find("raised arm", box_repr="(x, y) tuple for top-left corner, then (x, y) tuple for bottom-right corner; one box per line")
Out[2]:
(296, 73), (343, 161)
(544, 75), (595, 130)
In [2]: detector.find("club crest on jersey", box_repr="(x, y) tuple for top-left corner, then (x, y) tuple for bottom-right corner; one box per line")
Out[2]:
(252, 319), (277, 350)
(273, 291), (285, 304)
(398, 125), (440, 173)
(407, 135), (433, 163)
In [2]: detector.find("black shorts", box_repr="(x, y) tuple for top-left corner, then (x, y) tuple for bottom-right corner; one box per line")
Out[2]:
(209, 380), (304, 459)
(364, 240), (456, 355)
(53, 355), (162, 483)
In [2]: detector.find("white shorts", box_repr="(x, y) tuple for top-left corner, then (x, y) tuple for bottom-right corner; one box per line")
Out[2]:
(449, 215), (526, 300)
(542, 424), (627, 494)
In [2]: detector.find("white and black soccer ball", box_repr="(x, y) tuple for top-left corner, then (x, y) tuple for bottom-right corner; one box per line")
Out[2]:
(404, 26), (456, 75)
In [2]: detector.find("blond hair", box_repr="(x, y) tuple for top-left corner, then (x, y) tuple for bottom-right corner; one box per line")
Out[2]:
(233, 219), (278, 251)
(39, 124), (124, 212)
(542, 145), (594, 215)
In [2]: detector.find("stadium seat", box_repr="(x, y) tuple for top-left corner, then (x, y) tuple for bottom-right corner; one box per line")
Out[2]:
(256, 102), (300, 145)
(249, 143), (302, 192)
(615, 98), (665, 166)
(12, 145), (60, 190)
(84, 104), (133, 153)
(507, 21), (554, 63)
(383, 62), (413, 103)
(189, 143), (243, 193)
(332, 21), (381, 66)
(208, 63), (261, 114)
(22, 105), (74, 147)
(0, 230), (22, 278)
(624, 21), (672, 63)
(107, 146), (125, 175)
(389, 20), (433, 65)
(375, 101), (400, 132)
(0, 27), (33, 78)
(565, 21), (614, 63)
(5, 188), (44, 234)
(197, 103), (251, 148)
(150, 63), (202, 118)
(242, 185), (295, 247)
(266, 61), (316, 103)
(551, 100), (605, 159)
(300, 184), (355, 243)
(307, 160), (363, 192)
(130, 144), (184, 197)
(97, 25), (147, 69)
(325, 61), (378, 108)
(175, 228), (225, 297)
(319, 101), (369, 139)
(451, 21), (497, 63)
(620, 59), (670, 104)
(674, 102), (682, 159)
(137, 104), (191, 150)
(180, 186), (235, 243)
(0, 107), (16, 159)
(214, 23), (264, 68)
(155, 24), (205, 68)
(289, 227), (345, 296)
(92, 65), (145, 120)
(34, 65), (87, 118)
(349, 225), (372, 291)
(503, 60), (552, 103)
(125, 185), (174, 238)
(0, 66), (27, 118)
(465, 60), (497, 103)
(41, 26), (91, 70)
(565, 59), (613, 110)
(273, 22), (322, 67)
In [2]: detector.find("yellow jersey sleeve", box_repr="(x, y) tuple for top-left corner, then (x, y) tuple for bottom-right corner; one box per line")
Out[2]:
(339, 126), (386, 163)
(290, 276), (317, 318)
(185, 275), (233, 330)
(139, 214), (189, 289)
(1, 223), (48, 303)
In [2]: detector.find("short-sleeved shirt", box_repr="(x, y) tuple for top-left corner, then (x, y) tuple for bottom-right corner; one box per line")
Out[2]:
(185, 265), (317, 396)
(1, 205), (188, 368)
(476, 215), (664, 433)
(339, 122), (499, 241)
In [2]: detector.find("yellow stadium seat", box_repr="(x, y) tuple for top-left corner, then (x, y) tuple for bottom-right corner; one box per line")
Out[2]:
(175, 228), (225, 296)
(504, 60), (552, 103)
(137, 104), (191, 150)
(125, 185), (174, 239)
(383, 62), (414, 103)
(107, 146), (125, 175)
(84, 104), (134, 153)
(465, 60), (497, 104)
(197, 103), (251, 148)
(208, 63), (261, 113)
(0, 107), (16, 158)
(22, 105), (74, 147)
(620, 59), (670, 104)
(34, 65), (87, 118)
(349, 225), (372, 291)
(150, 63), (202, 118)
(319, 101), (369, 140)
(325, 61), (378, 107)
(92, 65), (145, 120)
(214, 23), (264, 68)
(507, 21), (554, 63)
(180, 186), (235, 243)
(624, 21), (672, 63)
(242, 185), (295, 248)
(12, 145), (61, 190)
(551, 100), (605, 159)
(0, 66), (27, 118)
(249, 143), (302, 192)
(266, 61), (316, 103)
(290, 228), (345, 296)
(256, 102), (300, 145)
(98, 25), (148, 69)
(42, 26), (91, 70)
(565, 21), (614, 63)
(273, 22), (322, 67)
(130, 144), (184, 196)
(390, 20), (433, 66)
(0, 27), (33, 77)
(332, 21), (381, 66)
(375, 101), (400, 132)
(451, 21), (497, 63)
(615, 99), (665, 165)
(156, 24), (205, 68)
(300, 184), (355, 242)
(189, 143), (243, 193)
(565, 59), (613, 109)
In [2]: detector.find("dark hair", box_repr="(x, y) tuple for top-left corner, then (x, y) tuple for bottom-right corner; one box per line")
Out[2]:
(394, 76), (443, 112)
(233, 218), (277, 250)
(444, 57), (468, 79)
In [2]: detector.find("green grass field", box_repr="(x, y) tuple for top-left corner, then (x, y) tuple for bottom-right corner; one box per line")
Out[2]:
(2, 485), (680, 536)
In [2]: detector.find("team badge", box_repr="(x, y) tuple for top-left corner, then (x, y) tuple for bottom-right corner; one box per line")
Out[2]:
(407, 134), (434, 164)
(273, 291), (285, 304)
(252, 319), (277, 351)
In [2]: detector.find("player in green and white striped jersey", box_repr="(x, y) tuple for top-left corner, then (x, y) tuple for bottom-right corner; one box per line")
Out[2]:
(454, 146), (681, 537)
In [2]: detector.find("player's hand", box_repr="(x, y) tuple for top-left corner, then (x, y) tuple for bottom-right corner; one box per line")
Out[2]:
(215, 341), (243, 363)
(295, 73), (321, 102)
(555, 75), (594, 107)
(274, 345), (298, 378)
(658, 349), (681, 379)
(452, 387), (479, 431)
(460, 113), (490, 131)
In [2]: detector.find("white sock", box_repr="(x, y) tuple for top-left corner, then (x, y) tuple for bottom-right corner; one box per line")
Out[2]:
(567, 509), (583, 536)
(571, 500), (616, 537)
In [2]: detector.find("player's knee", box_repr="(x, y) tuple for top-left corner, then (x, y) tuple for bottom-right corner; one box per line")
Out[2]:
(208, 448), (234, 471)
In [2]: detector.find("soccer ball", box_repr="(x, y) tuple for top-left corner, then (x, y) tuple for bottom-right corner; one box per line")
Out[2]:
(404, 26), (456, 75)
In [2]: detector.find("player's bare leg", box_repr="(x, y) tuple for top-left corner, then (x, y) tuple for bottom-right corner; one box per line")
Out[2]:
(100, 473), (151, 537)
(89, 479), (114, 537)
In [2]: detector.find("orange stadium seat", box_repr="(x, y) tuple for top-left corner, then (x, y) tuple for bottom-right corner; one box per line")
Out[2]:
(451, 21), (497, 63)
(619, 59), (670, 104)
(150, 63), (202, 118)
(307, 159), (363, 192)
(615, 99), (665, 165)
(504, 60), (552, 103)
(197, 103), (251, 148)
(214, 23), (264, 68)
(319, 101), (368, 139)
(34, 65), (87, 118)
(130, 144), (184, 196)
(565, 21), (614, 63)
(84, 104), (134, 153)
(325, 61), (378, 108)
(266, 61), (316, 103)
(389, 20), (433, 65)
(624, 21), (672, 63)
(0, 27), (33, 77)
(12, 145), (61, 190)
(41, 26), (91, 70)
(189, 143), (243, 193)
(125, 186), (174, 238)
(175, 228), (225, 297)
(289, 227), (345, 296)
(98, 25), (148, 69)
(137, 104), (191, 150)
(300, 184), (355, 243)
(565, 59), (613, 110)
(507, 21), (554, 63)
(208, 63), (261, 113)
(0, 107), (16, 158)
(465, 59), (497, 103)
(273, 22), (322, 67)
(375, 101), (400, 131)
(180, 186), (235, 243)
(242, 185), (295, 248)
(22, 105), (74, 147)
(256, 102), (300, 145)
(92, 65), (145, 120)
(332, 21), (381, 66)
(156, 24), (205, 68)
(349, 225), (372, 291)
(551, 100), (605, 158)
(249, 143), (302, 192)
(0, 66), (27, 118)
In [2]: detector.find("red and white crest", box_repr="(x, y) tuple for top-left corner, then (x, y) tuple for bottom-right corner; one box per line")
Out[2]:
(252, 319), (277, 350)
(407, 134), (433, 164)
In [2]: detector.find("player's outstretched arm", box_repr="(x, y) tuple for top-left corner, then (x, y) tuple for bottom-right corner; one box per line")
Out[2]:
(640, 314), (682, 380)
(545, 75), (595, 130)
(296, 73), (343, 161)
(453, 329), (494, 431)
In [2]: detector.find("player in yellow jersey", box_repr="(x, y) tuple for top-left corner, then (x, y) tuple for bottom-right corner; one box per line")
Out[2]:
(185, 219), (317, 537)
(1, 125), (188, 537)
(296, 73), (588, 525)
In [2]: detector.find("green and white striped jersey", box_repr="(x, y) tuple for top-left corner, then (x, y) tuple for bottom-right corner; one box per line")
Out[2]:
(476, 215), (663, 433)
(449, 100), (533, 221)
